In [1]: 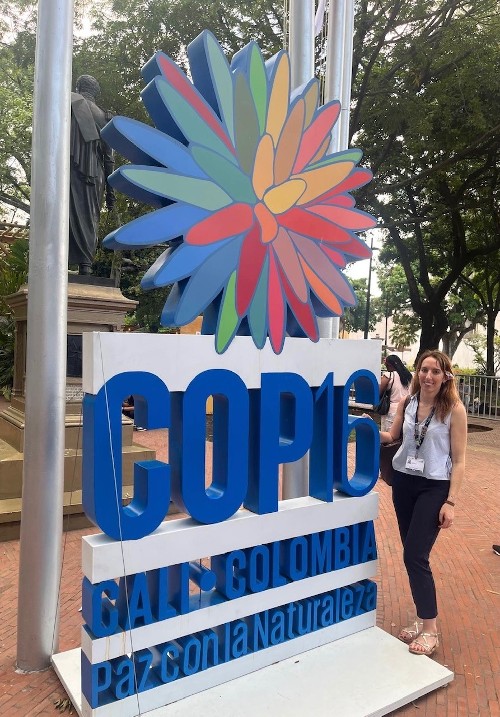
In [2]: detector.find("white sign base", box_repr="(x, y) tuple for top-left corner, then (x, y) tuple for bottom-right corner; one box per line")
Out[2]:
(53, 627), (453, 717)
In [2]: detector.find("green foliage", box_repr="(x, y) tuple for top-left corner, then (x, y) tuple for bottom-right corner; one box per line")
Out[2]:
(2, 0), (500, 346)
(464, 333), (500, 375)
(354, 0), (500, 356)
(0, 238), (29, 395)
(341, 277), (383, 334)
(389, 313), (420, 352)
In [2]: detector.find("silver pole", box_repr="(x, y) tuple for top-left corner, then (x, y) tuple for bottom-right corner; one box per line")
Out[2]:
(318, 0), (355, 340)
(282, 0), (315, 500)
(17, 0), (74, 671)
(288, 0), (315, 88)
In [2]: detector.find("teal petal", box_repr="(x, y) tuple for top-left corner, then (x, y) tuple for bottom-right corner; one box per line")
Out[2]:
(204, 32), (235, 143)
(190, 144), (256, 203)
(308, 148), (363, 170)
(155, 77), (237, 166)
(248, 255), (269, 349)
(118, 167), (232, 211)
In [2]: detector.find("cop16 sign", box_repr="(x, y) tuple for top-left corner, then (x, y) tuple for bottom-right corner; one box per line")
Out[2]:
(78, 333), (381, 717)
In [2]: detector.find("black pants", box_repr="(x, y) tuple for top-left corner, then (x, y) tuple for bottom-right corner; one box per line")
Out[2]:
(392, 470), (449, 619)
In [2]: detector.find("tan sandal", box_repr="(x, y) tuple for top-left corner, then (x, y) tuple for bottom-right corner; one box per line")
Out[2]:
(408, 632), (439, 656)
(398, 620), (423, 644)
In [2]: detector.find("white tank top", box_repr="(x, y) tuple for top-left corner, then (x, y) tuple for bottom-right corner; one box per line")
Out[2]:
(392, 395), (452, 481)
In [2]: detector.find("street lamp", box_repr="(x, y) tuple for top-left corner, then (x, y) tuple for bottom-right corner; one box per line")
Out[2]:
(363, 234), (375, 339)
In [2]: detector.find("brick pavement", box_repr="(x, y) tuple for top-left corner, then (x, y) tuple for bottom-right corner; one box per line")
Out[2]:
(1, 421), (499, 716)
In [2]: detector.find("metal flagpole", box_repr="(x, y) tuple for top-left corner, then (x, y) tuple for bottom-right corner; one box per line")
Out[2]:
(282, 0), (315, 500)
(319, 0), (355, 340)
(17, 0), (74, 671)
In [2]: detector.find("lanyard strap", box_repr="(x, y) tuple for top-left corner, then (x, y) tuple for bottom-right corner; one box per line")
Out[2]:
(414, 396), (435, 452)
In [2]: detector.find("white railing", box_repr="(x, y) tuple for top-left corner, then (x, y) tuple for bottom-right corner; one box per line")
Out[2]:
(456, 374), (500, 421)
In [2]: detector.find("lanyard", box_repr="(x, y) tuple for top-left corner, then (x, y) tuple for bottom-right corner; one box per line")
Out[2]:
(414, 396), (435, 454)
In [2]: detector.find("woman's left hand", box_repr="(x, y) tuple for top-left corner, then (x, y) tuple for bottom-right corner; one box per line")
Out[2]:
(439, 503), (455, 529)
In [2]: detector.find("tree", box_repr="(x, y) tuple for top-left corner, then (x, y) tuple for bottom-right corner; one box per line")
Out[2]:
(390, 313), (420, 354)
(464, 333), (500, 375)
(3, 0), (500, 345)
(341, 277), (383, 335)
(351, 0), (500, 358)
(459, 250), (500, 375)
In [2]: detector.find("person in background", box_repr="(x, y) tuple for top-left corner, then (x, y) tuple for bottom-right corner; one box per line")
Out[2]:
(379, 354), (412, 431)
(379, 350), (467, 657)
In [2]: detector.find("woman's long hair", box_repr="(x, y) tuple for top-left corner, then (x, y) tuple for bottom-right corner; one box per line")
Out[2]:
(385, 354), (412, 387)
(410, 350), (460, 421)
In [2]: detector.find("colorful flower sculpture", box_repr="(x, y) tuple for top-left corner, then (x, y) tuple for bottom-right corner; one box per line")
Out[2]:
(102, 31), (376, 353)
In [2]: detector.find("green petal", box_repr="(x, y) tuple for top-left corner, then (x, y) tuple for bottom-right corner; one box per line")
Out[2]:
(248, 255), (269, 349)
(233, 71), (261, 175)
(249, 44), (268, 134)
(191, 145), (256, 203)
(121, 167), (232, 210)
(216, 271), (240, 353)
(308, 149), (363, 170)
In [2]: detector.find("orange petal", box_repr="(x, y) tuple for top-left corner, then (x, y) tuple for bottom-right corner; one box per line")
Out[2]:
(274, 99), (305, 185)
(252, 133), (275, 200)
(263, 178), (306, 214)
(299, 257), (343, 314)
(295, 162), (354, 205)
(303, 80), (319, 129)
(254, 202), (279, 244)
(266, 53), (290, 145)
(309, 136), (330, 165)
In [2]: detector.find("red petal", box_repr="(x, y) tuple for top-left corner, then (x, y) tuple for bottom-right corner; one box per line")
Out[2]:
(290, 232), (356, 304)
(280, 207), (354, 244)
(186, 203), (254, 245)
(312, 168), (373, 204)
(326, 236), (371, 260)
(322, 246), (347, 267)
(277, 259), (318, 340)
(293, 101), (341, 173)
(318, 194), (355, 208)
(158, 54), (235, 156)
(267, 251), (286, 353)
(307, 204), (377, 230)
(235, 222), (268, 315)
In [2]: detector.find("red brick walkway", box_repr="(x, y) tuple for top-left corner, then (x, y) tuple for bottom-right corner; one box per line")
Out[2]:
(1, 422), (499, 715)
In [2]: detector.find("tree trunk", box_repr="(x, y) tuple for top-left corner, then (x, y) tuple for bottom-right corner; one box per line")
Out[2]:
(416, 303), (449, 361)
(485, 310), (498, 375)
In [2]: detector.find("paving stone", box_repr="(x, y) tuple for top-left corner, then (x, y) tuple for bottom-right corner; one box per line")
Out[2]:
(1, 419), (499, 715)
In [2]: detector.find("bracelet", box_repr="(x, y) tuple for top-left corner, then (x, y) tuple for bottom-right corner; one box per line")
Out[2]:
(445, 499), (455, 507)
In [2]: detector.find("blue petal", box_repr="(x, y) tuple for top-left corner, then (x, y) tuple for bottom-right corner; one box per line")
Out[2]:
(161, 280), (186, 326)
(102, 117), (207, 178)
(103, 204), (210, 249)
(142, 240), (230, 289)
(174, 236), (244, 325)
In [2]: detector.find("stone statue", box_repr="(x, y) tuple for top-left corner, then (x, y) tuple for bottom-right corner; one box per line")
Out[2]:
(69, 75), (115, 275)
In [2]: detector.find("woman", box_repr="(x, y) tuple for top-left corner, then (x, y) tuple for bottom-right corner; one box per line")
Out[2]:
(380, 350), (467, 656)
(379, 354), (412, 431)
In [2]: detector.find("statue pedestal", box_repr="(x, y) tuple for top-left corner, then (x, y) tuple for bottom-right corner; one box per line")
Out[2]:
(0, 277), (156, 540)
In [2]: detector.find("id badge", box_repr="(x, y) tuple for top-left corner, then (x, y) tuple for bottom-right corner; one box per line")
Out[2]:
(406, 455), (425, 472)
